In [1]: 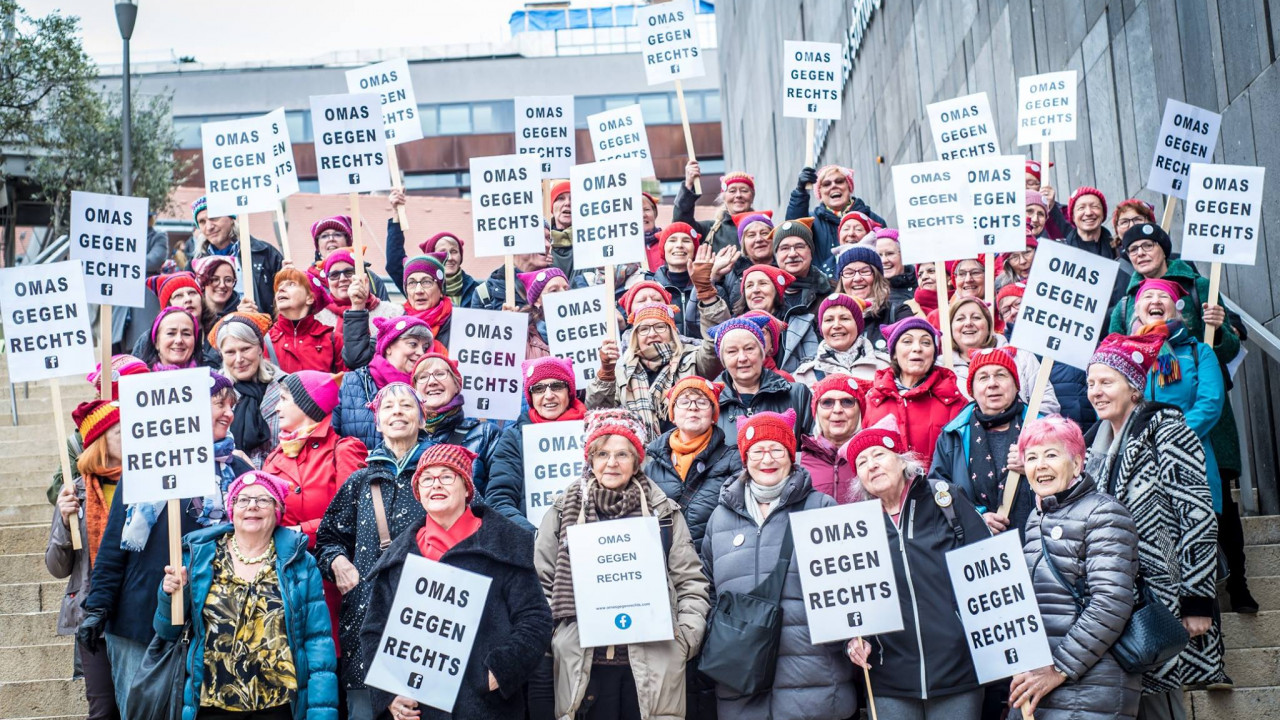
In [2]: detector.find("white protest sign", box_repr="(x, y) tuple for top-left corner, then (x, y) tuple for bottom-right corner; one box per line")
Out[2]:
(946, 531), (1052, 683)
(567, 515), (674, 647)
(69, 191), (148, 308)
(783, 40), (843, 120)
(1147, 99), (1222, 199)
(448, 308), (527, 421)
(571, 159), (645, 268)
(345, 59), (423, 145)
(119, 367), (216, 505)
(891, 161), (975, 265)
(965, 155), (1027, 254)
(0, 261), (95, 383)
(790, 501), (903, 644)
(309, 93), (392, 194)
(638, 0), (704, 85)
(544, 284), (610, 387)
(200, 114), (277, 216)
(363, 554), (492, 712)
(521, 420), (585, 528)
(1016, 71), (1078, 145)
(1180, 163), (1266, 265)
(1010, 239), (1119, 370)
(266, 108), (299, 199)
(515, 96), (576, 179)
(587, 105), (655, 178)
(927, 92), (1000, 161)
(469, 154), (544, 257)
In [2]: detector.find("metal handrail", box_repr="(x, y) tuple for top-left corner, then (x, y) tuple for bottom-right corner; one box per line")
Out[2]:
(1222, 295), (1280, 363)
(29, 233), (70, 265)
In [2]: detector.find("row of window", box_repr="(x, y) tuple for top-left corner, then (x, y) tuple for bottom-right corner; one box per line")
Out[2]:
(173, 89), (721, 150)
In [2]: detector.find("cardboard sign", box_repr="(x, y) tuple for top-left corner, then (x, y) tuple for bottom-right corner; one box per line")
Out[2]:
(544, 284), (610, 387)
(345, 59), (423, 145)
(515, 96), (576, 179)
(118, 368), (217, 505)
(363, 554), (492, 712)
(0, 261), (95, 383)
(782, 40), (843, 120)
(448, 308), (527, 421)
(521, 420), (585, 528)
(965, 155), (1026, 254)
(1009, 239), (1119, 370)
(1147, 99), (1222, 199)
(469, 154), (545, 257)
(309, 93), (392, 194)
(570, 159), (645, 269)
(587, 105), (655, 178)
(891, 161), (975, 265)
(69, 191), (148, 308)
(946, 531), (1052, 684)
(1180, 163), (1266, 265)
(566, 515), (675, 648)
(266, 108), (299, 199)
(638, 0), (704, 85)
(927, 92), (999, 161)
(1016, 70), (1078, 145)
(790, 501), (904, 644)
(200, 114), (277, 216)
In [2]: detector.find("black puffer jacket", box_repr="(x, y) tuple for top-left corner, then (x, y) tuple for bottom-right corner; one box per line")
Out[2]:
(484, 414), (538, 533)
(714, 369), (814, 449)
(643, 426), (741, 553)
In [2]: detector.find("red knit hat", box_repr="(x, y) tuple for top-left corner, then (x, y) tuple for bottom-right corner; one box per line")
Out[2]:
(966, 347), (1020, 396)
(310, 215), (353, 248)
(86, 355), (149, 399)
(657, 222), (700, 253)
(996, 282), (1026, 307)
(413, 352), (461, 386)
(740, 264), (795, 300)
(736, 408), (797, 464)
(584, 408), (648, 463)
(838, 211), (879, 238)
(419, 231), (464, 255)
(1024, 159), (1053, 182)
(550, 181), (571, 204)
(844, 426), (904, 467)
(522, 356), (576, 407)
(72, 400), (120, 448)
(620, 281), (673, 315)
(666, 375), (724, 422)
(146, 272), (201, 309)
(1068, 186), (1108, 223)
(413, 444), (479, 503)
(641, 191), (659, 210)
(810, 374), (866, 416)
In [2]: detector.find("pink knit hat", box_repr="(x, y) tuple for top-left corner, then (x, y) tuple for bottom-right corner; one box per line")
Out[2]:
(373, 316), (433, 358)
(310, 215), (353, 248)
(522, 356), (576, 407)
(321, 249), (358, 279)
(1136, 278), (1186, 302)
(518, 268), (568, 307)
(1025, 190), (1048, 212)
(419, 231), (464, 255)
(86, 354), (149, 398)
(817, 293), (866, 338)
(281, 371), (344, 421)
(227, 471), (291, 522)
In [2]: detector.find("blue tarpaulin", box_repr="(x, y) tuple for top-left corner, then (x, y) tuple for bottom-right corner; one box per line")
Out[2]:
(509, 1), (713, 36)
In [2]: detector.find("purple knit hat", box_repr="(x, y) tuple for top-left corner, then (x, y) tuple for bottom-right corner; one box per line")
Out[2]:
(518, 268), (568, 307)
(522, 356), (576, 407)
(709, 315), (770, 357)
(373, 315), (433, 358)
(208, 369), (235, 397)
(227, 471), (290, 522)
(735, 213), (774, 243)
(817, 293), (866, 338)
(281, 370), (344, 421)
(883, 316), (940, 357)
(835, 244), (883, 277)
(403, 253), (447, 288)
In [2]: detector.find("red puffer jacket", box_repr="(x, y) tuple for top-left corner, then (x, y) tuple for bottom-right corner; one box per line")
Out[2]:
(269, 313), (344, 374)
(260, 416), (368, 545)
(862, 366), (965, 471)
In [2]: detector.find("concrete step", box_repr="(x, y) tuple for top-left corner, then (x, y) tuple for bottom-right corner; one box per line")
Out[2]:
(1187, 687), (1280, 719)
(0, 525), (50, 555)
(0, 555), (46, 585)
(0, 582), (67, 615)
(0, 457), (65, 477)
(1244, 515), (1280, 547)
(0, 678), (87, 719)
(0, 643), (73, 683)
(0, 383), (98, 403)
(0, 440), (60, 462)
(1222, 610), (1280, 650)
(0, 612), (64, 646)
(1246, 544), (1280, 579)
(0, 505), (53, 527)
(0, 411), (59, 429)
(1221, 646), (1280, 688)
(3, 487), (52, 507)
(0, 472), (55, 491)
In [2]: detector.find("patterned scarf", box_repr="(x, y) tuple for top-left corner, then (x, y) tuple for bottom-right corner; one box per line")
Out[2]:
(967, 401), (1024, 510)
(192, 437), (240, 527)
(618, 339), (684, 438)
(422, 395), (465, 434)
(550, 476), (644, 621)
(278, 421), (321, 458)
(1142, 320), (1184, 388)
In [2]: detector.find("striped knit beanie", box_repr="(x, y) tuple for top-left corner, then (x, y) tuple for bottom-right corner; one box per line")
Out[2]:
(413, 444), (480, 502)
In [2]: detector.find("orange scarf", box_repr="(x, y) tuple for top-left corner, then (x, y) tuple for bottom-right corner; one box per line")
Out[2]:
(83, 467), (122, 566)
(669, 429), (712, 482)
(415, 507), (482, 561)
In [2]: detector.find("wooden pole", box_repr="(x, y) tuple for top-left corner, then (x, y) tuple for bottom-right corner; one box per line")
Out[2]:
(274, 202), (292, 266)
(1040, 141), (1050, 181)
(1160, 196), (1178, 232)
(98, 306), (112, 401)
(504, 255), (516, 308)
(604, 264), (618, 343)
(387, 142), (410, 229)
(50, 379), (82, 550)
(542, 179), (554, 224)
(935, 260), (954, 369)
(997, 357), (1054, 517)
(861, 658), (879, 720)
(349, 192), (366, 282)
(1021, 702), (1035, 719)
(673, 80), (701, 195)
(168, 497), (184, 625)
(1204, 262), (1222, 347)
(984, 254), (995, 309)
(237, 214), (255, 305)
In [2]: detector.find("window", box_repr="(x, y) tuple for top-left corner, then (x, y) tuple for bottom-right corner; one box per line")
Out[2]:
(173, 118), (202, 149)
(404, 172), (469, 190)
(638, 94), (672, 124)
(604, 95), (635, 111)
(438, 104), (471, 135)
(298, 179), (320, 194)
(419, 105), (438, 137)
(285, 111), (309, 143)
(703, 90), (721, 121)
(471, 101), (514, 133)
(575, 96), (605, 127)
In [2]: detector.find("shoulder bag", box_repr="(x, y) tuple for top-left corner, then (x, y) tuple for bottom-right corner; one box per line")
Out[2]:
(127, 621), (191, 720)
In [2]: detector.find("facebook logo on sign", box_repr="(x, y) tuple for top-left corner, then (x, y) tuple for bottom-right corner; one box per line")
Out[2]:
(1005, 648), (1019, 664)
(349, 172), (361, 185)
(982, 233), (995, 247)
(235, 195), (249, 207)
(100, 283), (113, 297)
(614, 613), (632, 630)
(603, 245), (615, 258)
(44, 356), (59, 370)
(162, 475), (178, 490)
(1047, 337), (1061, 351)
(1171, 178), (1183, 192)
(1213, 243), (1226, 255)
(407, 672), (423, 689)
(847, 611), (863, 627)
(477, 397), (490, 411)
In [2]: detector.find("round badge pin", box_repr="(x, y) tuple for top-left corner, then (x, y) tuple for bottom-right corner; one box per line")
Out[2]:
(746, 427), (756, 440)
(883, 437), (895, 449)
(395, 320), (407, 331)
(536, 271), (548, 282)
(1050, 526), (1063, 540)
(1131, 350), (1144, 363)
(935, 489), (953, 508)
(733, 533), (745, 547)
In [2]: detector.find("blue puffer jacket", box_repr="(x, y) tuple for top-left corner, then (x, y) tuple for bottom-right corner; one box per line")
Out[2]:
(1049, 359), (1096, 429)
(153, 524), (338, 720)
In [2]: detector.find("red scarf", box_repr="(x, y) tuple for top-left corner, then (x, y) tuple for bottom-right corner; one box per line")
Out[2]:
(404, 296), (453, 336)
(529, 398), (587, 424)
(415, 507), (482, 561)
(327, 292), (380, 316)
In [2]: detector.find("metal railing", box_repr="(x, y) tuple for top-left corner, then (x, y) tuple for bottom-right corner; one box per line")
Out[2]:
(1220, 295), (1280, 516)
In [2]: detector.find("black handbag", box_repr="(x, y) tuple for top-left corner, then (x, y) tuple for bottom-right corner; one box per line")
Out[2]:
(1039, 536), (1188, 675)
(698, 525), (794, 698)
(127, 622), (191, 720)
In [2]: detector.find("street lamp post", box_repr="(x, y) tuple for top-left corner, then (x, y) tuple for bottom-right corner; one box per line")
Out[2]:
(115, 1), (138, 196)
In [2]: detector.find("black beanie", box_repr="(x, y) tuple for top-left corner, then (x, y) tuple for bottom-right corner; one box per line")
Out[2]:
(1121, 222), (1172, 260)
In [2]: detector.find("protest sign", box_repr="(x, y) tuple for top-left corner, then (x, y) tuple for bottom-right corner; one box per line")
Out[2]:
(118, 367), (216, 505)
(309, 92), (392, 194)
(515, 96), (575, 179)
(570, 159), (645, 269)
(946, 531), (1052, 684)
(1009, 239), (1119, 371)
(266, 108), (299, 199)
(448, 308), (527, 421)
(587, 105), (655, 178)
(469, 154), (544, 257)
(638, 0), (704, 85)
(1181, 163), (1266, 265)
(363, 554), (492, 712)
(891, 161), (974, 265)
(0, 260), (95, 382)
(345, 59), (423, 144)
(566, 515), (675, 647)
(1016, 71), (1078, 145)
(69, 191), (148, 308)
(790, 500), (903, 644)
(544, 284), (610, 387)
(521, 420), (585, 528)
(927, 92), (999, 161)
(965, 155), (1026, 255)
(783, 40), (843, 120)
(200, 114), (277, 216)
(1147, 99), (1222, 200)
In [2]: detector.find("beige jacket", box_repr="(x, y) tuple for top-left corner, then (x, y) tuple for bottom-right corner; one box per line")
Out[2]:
(534, 476), (711, 720)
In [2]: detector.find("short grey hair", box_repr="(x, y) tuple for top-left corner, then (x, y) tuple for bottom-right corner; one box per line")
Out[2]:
(216, 321), (278, 384)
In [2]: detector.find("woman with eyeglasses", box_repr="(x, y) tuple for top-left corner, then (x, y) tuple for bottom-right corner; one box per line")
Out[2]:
(794, 293), (884, 385)
(996, 237), (1037, 291)
(947, 257), (986, 302)
(710, 316), (814, 449)
(798, 374), (866, 503)
(192, 256), (240, 324)
(834, 245), (910, 351)
(947, 295), (1060, 414)
(409, 353), (500, 496)
(333, 315), (434, 450)
(157, 471), (339, 720)
(255, 267), (344, 375)
(310, 214), (391, 301)
(785, 164), (886, 274)
(320, 249), (403, 370)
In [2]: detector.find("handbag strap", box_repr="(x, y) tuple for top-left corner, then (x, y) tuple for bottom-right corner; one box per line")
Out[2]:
(1039, 534), (1086, 606)
(369, 479), (392, 550)
(747, 523), (795, 604)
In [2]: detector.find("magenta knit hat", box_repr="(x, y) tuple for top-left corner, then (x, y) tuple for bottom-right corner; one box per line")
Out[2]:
(322, 249), (357, 279)
(419, 231), (464, 255)
(150, 306), (199, 345)
(227, 471), (290, 522)
(281, 370), (344, 421)
(310, 215), (353, 248)
(403, 253), (447, 288)
(518, 268), (568, 307)
(522, 356), (576, 407)
(1025, 190), (1048, 212)
(373, 315), (433, 358)
(817, 293), (866, 338)
(872, 227), (899, 243)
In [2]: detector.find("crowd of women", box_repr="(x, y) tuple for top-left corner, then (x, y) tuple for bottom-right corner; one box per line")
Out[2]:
(42, 157), (1254, 720)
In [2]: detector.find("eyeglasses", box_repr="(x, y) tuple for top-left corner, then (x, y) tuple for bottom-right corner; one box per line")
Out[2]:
(530, 381), (569, 396)
(675, 396), (712, 410)
(840, 266), (874, 279)
(818, 398), (858, 410)
(405, 278), (437, 291)
(777, 242), (808, 255)
(1127, 241), (1160, 257)
(591, 450), (633, 465)
(317, 231), (348, 242)
(207, 277), (236, 288)
(747, 446), (789, 461)
(417, 370), (453, 384)
(233, 496), (277, 509)
(634, 323), (670, 337)
(328, 268), (356, 281)
(1116, 216), (1146, 230)
(418, 472), (460, 488)
(955, 270), (983, 281)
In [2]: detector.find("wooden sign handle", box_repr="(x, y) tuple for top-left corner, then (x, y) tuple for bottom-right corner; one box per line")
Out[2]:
(387, 142), (410, 229)
(274, 203), (291, 266)
(1160, 196), (1178, 232)
(996, 357), (1054, 518)
(860, 651), (879, 720)
(1040, 141), (1050, 179)
(237, 214), (255, 305)
(350, 192), (366, 282)
(984, 254), (996, 309)
(168, 497), (184, 625)
(604, 264), (618, 343)
(1021, 703), (1035, 719)
(673, 80), (701, 195)
(98, 306), (112, 401)
(935, 261), (954, 369)
(504, 255), (516, 308)
(50, 379), (82, 550)
(1204, 262), (1222, 347)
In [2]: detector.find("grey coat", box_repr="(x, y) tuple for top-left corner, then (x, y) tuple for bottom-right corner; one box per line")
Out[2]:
(1024, 476), (1141, 720)
(44, 475), (89, 635)
(700, 468), (856, 720)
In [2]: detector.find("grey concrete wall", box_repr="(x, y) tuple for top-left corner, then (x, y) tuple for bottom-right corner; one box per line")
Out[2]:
(717, 0), (1280, 511)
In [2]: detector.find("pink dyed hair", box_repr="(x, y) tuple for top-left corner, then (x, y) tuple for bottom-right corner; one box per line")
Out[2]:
(1017, 415), (1086, 464)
